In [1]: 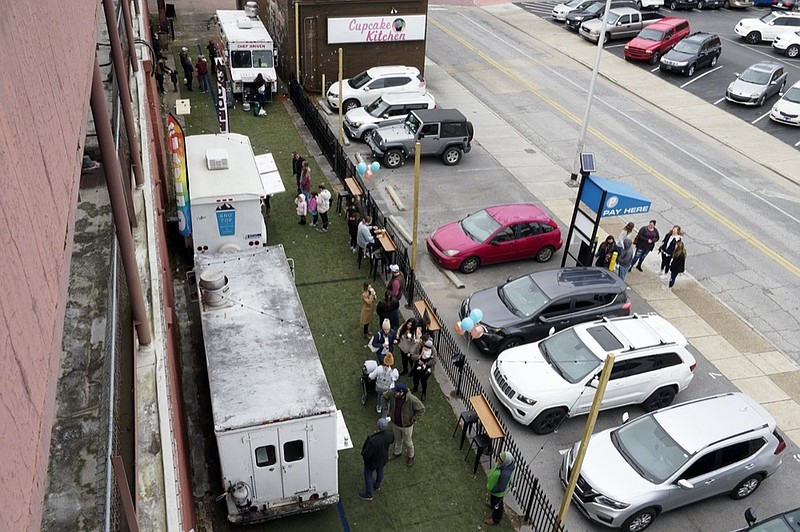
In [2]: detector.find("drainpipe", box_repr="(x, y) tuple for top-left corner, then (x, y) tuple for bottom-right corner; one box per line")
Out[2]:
(91, 56), (153, 348)
(120, 0), (139, 73)
(102, 0), (145, 188)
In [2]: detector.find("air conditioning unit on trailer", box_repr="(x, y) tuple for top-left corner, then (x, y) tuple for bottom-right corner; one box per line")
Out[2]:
(206, 149), (229, 170)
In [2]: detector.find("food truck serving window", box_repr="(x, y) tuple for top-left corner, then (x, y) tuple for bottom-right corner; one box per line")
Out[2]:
(231, 50), (251, 68)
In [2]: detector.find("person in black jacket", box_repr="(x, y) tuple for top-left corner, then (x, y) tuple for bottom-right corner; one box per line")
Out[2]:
(664, 241), (687, 291)
(658, 225), (682, 277)
(291, 151), (305, 194)
(359, 417), (395, 501)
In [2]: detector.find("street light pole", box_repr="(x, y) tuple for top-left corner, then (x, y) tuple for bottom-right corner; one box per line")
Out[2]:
(569, 0), (613, 183)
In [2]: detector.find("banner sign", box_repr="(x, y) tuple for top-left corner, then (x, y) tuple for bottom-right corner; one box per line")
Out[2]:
(166, 114), (192, 236)
(327, 15), (427, 44)
(215, 58), (229, 134)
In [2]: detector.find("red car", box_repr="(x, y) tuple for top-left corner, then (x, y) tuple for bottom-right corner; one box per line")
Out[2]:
(624, 17), (691, 64)
(426, 204), (563, 274)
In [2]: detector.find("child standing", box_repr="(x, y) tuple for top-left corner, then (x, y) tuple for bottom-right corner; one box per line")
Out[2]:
(295, 193), (307, 225)
(308, 192), (318, 227)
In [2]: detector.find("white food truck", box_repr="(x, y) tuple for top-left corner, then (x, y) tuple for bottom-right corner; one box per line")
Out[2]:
(195, 245), (351, 525)
(186, 133), (283, 253)
(216, 2), (278, 101)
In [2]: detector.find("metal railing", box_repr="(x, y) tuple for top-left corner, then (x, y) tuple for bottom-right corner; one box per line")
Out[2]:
(288, 78), (566, 531)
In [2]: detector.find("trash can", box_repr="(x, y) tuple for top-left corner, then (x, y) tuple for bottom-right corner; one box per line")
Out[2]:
(252, 102), (261, 116)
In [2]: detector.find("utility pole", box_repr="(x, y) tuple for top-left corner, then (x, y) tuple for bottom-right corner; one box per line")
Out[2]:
(557, 353), (615, 528)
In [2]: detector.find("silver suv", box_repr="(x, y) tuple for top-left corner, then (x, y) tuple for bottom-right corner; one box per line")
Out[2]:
(560, 393), (786, 531)
(343, 92), (436, 141)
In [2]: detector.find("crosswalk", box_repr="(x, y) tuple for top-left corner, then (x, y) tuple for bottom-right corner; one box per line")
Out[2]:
(514, 0), (562, 19)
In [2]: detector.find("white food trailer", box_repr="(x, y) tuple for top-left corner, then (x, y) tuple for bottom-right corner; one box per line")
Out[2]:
(195, 245), (351, 525)
(186, 133), (283, 254)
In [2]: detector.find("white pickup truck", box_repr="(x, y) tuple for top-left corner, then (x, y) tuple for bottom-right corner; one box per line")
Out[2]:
(579, 7), (664, 44)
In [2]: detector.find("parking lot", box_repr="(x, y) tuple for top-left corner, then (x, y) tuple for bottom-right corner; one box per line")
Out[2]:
(516, 0), (800, 147)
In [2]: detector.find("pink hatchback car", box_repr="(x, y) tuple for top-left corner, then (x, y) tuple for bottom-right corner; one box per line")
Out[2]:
(426, 204), (563, 274)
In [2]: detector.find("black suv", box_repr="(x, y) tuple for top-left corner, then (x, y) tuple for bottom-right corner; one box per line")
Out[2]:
(565, 0), (637, 30)
(659, 32), (722, 77)
(366, 108), (474, 168)
(460, 267), (631, 355)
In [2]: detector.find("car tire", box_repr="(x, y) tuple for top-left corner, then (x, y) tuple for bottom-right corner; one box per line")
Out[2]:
(442, 146), (462, 166)
(686, 63), (696, 77)
(498, 337), (523, 353)
(649, 51), (661, 64)
(384, 149), (404, 169)
(746, 31), (761, 44)
(621, 508), (658, 532)
(343, 99), (360, 113)
(756, 94), (766, 107)
(698, 0), (705, 7)
(723, 0), (729, 6)
(603, 32), (610, 45)
(360, 130), (373, 143)
(669, 0), (678, 8)
(531, 407), (568, 435)
(536, 246), (556, 262)
(787, 44), (800, 58)
(730, 475), (763, 500)
(459, 256), (481, 274)
(642, 386), (677, 412)
(710, 54), (719, 68)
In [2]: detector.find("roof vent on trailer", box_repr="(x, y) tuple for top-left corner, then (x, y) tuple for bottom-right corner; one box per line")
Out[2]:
(206, 149), (229, 170)
(199, 268), (231, 308)
(237, 16), (254, 29)
(244, 1), (259, 18)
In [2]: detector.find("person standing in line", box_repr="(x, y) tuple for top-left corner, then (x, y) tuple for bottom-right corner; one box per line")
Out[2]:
(155, 56), (169, 94)
(484, 452), (516, 526)
(594, 235), (616, 268)
(206, 40), (218, 72)
(308, 192), (318, 227)
(299, 162), (312, 204)
(658, 225), (682, 278)
(181, 51), (194, 92)
(387, 264), (405, 301)
(664, 241), (687, 291)
(396, 318), (422, 376)
(382, 383), (425, 468)
(369, 353), (398, 414)
(295, 193), (307, 225)
(348, 208), (361, 253)
(616, 222), (635, 256)
(358, 417), (395, 501)
(291, 151), (305, 195)
(631, 220), (660, 272)
(617, 238), (634, 282)
(410, 337), (437, 401)
(360, 283), (377, 338)
(253, 73), (266, 110)
(317, 184), (332, 232)
(169, 66), (179, 92)
(377, 291), (400, 332)
(195, 55), (210, 93)
(370, 319), (395, 365)
(357, 216), (377, 258)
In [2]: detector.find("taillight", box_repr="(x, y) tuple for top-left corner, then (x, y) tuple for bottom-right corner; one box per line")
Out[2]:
(689, 363), (696, 372)
(774, 431), (786, 455)
(622, 301), (632, 311)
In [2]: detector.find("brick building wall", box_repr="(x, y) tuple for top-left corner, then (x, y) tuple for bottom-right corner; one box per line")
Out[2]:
(0, 2), (99, 530)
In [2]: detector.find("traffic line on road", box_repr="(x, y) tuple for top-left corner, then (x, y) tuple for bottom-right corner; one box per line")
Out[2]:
(429, 14), (800, 280)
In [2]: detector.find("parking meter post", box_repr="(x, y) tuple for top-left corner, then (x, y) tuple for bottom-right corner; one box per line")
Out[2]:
(557, 353), (615, 529)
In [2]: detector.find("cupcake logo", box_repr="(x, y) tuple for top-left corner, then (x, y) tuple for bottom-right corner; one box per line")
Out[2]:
(392, 18), (405, 32)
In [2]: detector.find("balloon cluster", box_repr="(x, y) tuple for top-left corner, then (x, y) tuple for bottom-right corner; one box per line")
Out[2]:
(357, 161), (381, 181)
(454, 308), (484, 339)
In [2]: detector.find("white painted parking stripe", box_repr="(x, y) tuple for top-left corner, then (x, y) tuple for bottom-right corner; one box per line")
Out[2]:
(714, 96), (726, 105)
(650, 66), (659, 73)
(751, 112), (770, 124)
(679, 65), (723, 89)
(795, 139), (800, 147)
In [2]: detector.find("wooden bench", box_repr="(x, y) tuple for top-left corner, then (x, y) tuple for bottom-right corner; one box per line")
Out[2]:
(469, 394), (505, 441)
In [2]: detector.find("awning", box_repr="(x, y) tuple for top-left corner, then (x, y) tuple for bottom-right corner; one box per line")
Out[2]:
(254, 153), (286, 196)
(580, 175), (651, 218)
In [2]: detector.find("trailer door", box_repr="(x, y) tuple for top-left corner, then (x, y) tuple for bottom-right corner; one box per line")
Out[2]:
(278, 424), (312, 495)
(249, 428), (283, 502)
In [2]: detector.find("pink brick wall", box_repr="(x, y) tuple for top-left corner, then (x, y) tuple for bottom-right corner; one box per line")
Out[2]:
(0, 2), (100, 530)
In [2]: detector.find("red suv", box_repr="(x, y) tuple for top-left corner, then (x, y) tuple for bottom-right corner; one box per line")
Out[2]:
(624, 17), (691, 64)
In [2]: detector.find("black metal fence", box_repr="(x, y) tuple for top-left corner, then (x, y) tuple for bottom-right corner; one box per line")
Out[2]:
(288, 78), (566, 531)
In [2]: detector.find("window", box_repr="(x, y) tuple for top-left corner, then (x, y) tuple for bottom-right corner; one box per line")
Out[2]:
(493, 226), (516, 243)
(618, 356), (657, 378)
(252, 50), (273, 68)
(789, 19), (800, 27)
(283, 440), (305, 462)
(441, 121), (468, 137)
(619, 15), (631, 25)
(518, 222), (543, 238)
(573, 293), (601, 311)
(420, 123), (439, 137)
(231, 50), (252, 69)
(682, 450), (718, 479)
(718, 438), (766, 468)
(369, 78), (387, 89)
(540, 298), (572, 319)
(586, 325), (625, 351)
(654, 352), (683, 369)
(255, 445), (277, 467)
(385, 76), (411, 88)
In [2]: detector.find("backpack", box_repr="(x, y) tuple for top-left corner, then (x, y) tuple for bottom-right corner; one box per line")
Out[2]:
(375, 368), (394, 392)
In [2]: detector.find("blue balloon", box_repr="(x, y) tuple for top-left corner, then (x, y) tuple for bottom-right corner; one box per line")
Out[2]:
(460, 317), (475, 333)
(356, 162), (367, 177)
(469, 308), (483, 324)
(371, 161), (380, 173)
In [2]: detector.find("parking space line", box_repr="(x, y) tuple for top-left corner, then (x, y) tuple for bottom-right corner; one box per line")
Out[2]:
(650, 66), (660, 73)
(679, 65), (723, 89)
(714, 96), (726, 105)
(752, 111), (770, 124)
(795, 139), (800, 147)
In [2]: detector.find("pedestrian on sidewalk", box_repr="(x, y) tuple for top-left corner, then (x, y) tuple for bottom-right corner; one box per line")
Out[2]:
(317, 184), (332, 232)
(410, 337), (437, 401)
(396, 318), (422, 376)
(358, 417), (394, 501)
(658, 225), (682, 277)
(616, 221), (635, 256)
(308, 192), (318, 227)
(617, 238), (634, 282)
(383, 383), (425, 468)
(292, 151), (305, 195)
(485, 452), (516, 526)
(369, 352), (398, 414)
(295, 193), (307, 225)
(361, 283), (377, 338)
(196, 55), (210, 93)
(664, 241), (687, 291)
(631, 220), (659, 272)
(594, 235), (616, 268)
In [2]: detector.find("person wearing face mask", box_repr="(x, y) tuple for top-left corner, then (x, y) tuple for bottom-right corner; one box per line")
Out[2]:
(410, 336), (438, 401)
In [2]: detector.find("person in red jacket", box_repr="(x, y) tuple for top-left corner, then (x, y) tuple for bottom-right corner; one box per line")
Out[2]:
(195, 56), (210, 94)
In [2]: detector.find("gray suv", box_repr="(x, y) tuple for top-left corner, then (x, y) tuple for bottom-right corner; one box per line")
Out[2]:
(366, 108), (474, 168)
(560, 393), (786, 532)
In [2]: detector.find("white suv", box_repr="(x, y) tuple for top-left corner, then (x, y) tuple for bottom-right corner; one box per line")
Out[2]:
(490, 314), (696, 434)
(734, 11), (800, 44)
(326, 65), (426, 112)
(772, 30), (800, 58)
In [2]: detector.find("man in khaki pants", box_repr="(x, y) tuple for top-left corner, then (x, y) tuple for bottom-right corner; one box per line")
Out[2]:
(382, 383), (425, 468)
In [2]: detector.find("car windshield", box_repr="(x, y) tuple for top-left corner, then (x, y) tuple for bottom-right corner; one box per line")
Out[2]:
(460, 209), (501, 243)
(230, 50), (251, 69)
(538, 328), (602, 384)
(585, 3), (605, 14)
(365, 97), (390, 116)
(404, 113), (422, 135)
(606, 12), (621, 24)
(740, 68), (770, 85)
(252, 50), (273, 68)
(564, 0), (587, 7)
(638, 28), (664, 41)
(760, 13), (778, 24)
(782, 86), (800, 104)
(498, 276), (549, 318)
(611, 415), (690, 484)
(348, 70), (372, 89)
(673, 39), (701, 54)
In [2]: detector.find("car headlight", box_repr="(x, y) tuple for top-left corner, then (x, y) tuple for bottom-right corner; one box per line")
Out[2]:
(624, 44), (630, 50)
(674, 60), (688, 66)
(442, 249), (460, 257)
(750, 92), (760, 98)
(589, 29), (599, 36)
(352, 120), (363, 127)
(516, 393), (537, 406)
(645, 50), (653, 55)
(486, 327), (503, 335)
(594, 495), (630, 510)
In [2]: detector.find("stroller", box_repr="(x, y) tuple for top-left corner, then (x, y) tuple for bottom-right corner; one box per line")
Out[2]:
(360, 360), (378, 406)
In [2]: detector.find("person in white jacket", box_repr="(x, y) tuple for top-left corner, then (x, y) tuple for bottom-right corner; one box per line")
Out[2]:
(369, 352), (398, 414)
(317, 184), (332, 232)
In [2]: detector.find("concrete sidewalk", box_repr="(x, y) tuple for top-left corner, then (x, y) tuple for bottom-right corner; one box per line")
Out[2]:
(422, 4), (800, 446)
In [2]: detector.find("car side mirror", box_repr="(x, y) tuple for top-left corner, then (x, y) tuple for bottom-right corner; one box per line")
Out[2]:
(677, 479), (694, 490)
(507, 276), (514, 283)
(745, 508), (757, 526)
(382, 113), (389, 118)
(364, 87), (371, 92)
(734, 72), (740, 78)
(622, 412), (630, 424)
(587, 376), (599, 388)
(548, 326), (556, 336)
